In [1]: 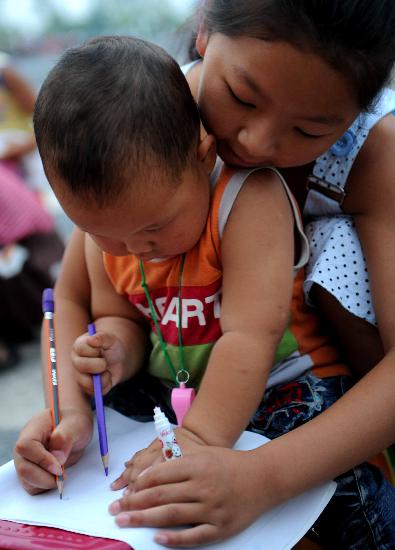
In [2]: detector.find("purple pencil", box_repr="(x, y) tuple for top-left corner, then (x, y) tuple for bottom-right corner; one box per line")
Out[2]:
(88, 322), (109, 475)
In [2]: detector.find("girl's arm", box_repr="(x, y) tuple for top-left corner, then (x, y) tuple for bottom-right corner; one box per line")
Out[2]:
(117, 357), (395, 548)
(46, 228), (92, 413)
(344, 113), (395, 352)
(14, 228), (94, 493)
(182, 169), (295, 446)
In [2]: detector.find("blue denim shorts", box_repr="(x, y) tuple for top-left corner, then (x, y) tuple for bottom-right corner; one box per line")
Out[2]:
(249, 373), (395, 549)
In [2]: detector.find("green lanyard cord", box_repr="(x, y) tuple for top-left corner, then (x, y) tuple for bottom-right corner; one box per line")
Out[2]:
(139, 254), (186, 385)
(176, 254), (186, 373)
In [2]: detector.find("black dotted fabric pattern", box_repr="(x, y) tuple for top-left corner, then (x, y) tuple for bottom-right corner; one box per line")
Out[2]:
(303, 216), (376, 326)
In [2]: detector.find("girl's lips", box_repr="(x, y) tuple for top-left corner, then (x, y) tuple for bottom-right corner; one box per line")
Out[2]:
(220, 142), (271, 167)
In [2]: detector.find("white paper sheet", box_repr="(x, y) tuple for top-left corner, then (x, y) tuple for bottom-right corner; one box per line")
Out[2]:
(0, 408), (335, 549)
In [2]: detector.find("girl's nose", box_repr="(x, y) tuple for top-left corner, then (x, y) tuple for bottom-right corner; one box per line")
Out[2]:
(237, 118), (279, 159)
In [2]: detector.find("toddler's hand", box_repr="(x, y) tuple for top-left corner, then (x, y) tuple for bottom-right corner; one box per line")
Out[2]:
(13, 407), (93, 495)
(72, 330), (127, 396)
(110, 427), (206, 492)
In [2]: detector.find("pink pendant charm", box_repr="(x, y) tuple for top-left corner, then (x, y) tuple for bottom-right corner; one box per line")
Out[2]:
(171, 382), (195, 426)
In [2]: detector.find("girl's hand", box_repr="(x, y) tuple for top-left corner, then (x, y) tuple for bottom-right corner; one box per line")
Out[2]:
(108, 446), (274, 547)
(72, 330), (127, 395)
(110, 427), (206, 492)
(13, 407), (93, 495)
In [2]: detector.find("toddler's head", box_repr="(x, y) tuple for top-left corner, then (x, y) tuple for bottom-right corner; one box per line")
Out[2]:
(35, 36), (215, 259)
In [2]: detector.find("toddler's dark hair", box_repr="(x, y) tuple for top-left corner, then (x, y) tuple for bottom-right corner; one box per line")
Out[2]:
(191, 0), (395, 111)
(34, 35), (200, 204)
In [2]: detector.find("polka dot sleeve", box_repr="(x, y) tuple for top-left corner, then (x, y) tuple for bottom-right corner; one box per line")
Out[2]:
(303, 215), (376, 326)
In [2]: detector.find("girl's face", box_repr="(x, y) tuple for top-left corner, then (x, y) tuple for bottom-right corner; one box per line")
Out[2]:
(196, 33), (359, 168)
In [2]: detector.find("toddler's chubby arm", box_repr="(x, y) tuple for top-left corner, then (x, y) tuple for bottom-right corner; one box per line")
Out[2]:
(14, 229), (148, 494)
(111, 168), (296, 487)
(72, 234), (148, 396)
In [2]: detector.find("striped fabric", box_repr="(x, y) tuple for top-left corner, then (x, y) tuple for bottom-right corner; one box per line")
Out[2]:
(0, 162), (53, 246)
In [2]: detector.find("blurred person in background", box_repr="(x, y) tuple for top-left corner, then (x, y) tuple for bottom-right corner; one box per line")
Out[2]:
(0, 52), (37, 185)
(0, 51), (64, 369)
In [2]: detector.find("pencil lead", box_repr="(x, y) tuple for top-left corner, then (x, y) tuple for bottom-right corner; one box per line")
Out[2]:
(102, 453), (109, 476)
(57, 478), (64, 499)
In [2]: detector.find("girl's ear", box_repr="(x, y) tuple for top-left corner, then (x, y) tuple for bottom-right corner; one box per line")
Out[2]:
(196, 27), (209, 57)
(197, 134), (216, 174)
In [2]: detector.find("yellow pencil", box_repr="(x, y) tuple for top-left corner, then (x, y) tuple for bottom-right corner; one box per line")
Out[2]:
(42, 288), (64, 499)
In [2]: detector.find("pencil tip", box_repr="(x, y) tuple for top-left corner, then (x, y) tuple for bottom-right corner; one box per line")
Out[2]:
(57, 478), (64, 499)
(102, 453), (109, 474)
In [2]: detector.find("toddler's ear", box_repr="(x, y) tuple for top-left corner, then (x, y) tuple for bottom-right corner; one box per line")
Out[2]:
(196, 27), (209, 57)
(197, 134), (216, 174)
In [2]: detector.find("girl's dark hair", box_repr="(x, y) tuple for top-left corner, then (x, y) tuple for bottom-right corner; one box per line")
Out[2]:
(34, 36), (200, 205)
(190, 0), (395, 111)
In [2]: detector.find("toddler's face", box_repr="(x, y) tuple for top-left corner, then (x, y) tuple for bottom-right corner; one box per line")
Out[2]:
(52, 165), (211, 260)
(196, 33), (359, 169)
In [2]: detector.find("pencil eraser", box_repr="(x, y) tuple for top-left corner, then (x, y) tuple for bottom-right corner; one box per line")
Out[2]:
(42, 288), (54, 313)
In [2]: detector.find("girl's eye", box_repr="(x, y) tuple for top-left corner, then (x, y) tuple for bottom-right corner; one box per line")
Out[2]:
(144, 227), (162, 233)
(295, 127), (326, 139)
(227, 84), (255, 109)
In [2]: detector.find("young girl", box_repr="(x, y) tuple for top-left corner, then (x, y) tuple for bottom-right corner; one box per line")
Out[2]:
(104, 1), (395, 547)
(184, 0), (395, 372)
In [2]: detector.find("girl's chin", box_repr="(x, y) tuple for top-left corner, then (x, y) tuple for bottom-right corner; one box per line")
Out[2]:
(218, 143), (268, 168)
